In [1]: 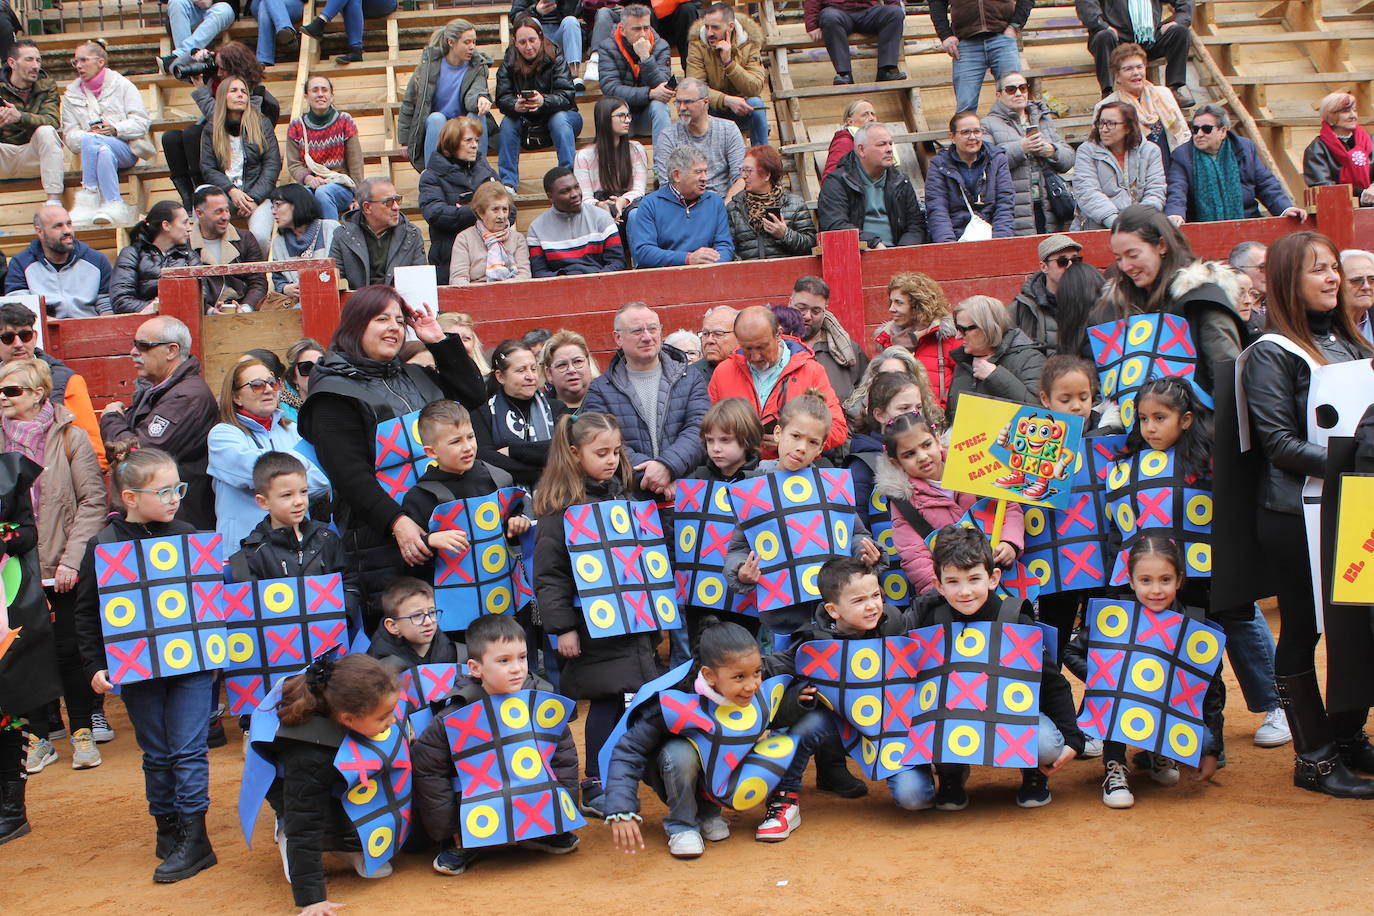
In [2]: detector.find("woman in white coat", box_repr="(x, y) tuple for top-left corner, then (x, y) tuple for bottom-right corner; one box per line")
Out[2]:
(1072, 101), (1165, 230)
(60, 39), (154, 227)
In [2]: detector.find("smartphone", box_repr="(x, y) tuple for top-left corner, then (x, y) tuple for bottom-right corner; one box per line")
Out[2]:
(666, 74), (678, 90)
(764, 206), (783, 220)
(519, 89), (536, 99)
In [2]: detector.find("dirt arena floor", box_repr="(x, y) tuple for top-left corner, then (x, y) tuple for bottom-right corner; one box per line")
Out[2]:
(4, 606), (1370, 915)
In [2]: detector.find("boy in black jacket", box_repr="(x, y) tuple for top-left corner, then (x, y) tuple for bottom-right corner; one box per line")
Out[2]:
(367, 577), (464, 668)
(910, 526), (1085, 810)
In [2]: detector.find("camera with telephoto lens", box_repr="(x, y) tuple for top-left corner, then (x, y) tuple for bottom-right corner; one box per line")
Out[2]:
(172, 53), (217, 82)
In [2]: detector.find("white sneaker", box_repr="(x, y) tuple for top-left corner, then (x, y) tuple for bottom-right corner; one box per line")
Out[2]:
(668, 829), (705, 858)
(24, 734), (57, 773)
(341, 851), (392, 878)
(97, 200), (137, 227)
(1080, 737), (1104, 759)
(583, 51), (598, 82)
(70, 728), (102, 769)
(1254, 707), (1292, 747)
(70, 188), (100, 225)
(699, 815), (730, 842)
(1101, 760), (1134, 809)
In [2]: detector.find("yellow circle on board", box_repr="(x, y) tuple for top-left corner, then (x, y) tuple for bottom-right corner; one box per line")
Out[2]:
(103, 596), (137, 629)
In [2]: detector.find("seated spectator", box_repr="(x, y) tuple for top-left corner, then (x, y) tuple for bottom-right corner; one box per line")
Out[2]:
(1342, 249), (1374, 343)
(818, 123), (927, 248)
(875, 270), (957, 406)
(284, 76), (363, 220)
(945, 293), (1045, 421)
(0, 40), (62, 205)
(982, 72), (1076, 236)
(790, 275), (867, 404)
(726, 144), (816, 259)
(630, 144), (734, 267)
(247, 0), (306, 65)
(5, 204), (112, 317)
(687, 3), (768, 145)
(929, 0), (1028, 115)
(199, 76), (282, 248)
(281, 337), (325, 421)
(1096, 42), (1187, 171)
(654, 77), (745, 199)
(924, 111), (1015, 243)
(1072, 101), (1164, 230)
(664, 329), (702, 361)
(596, 4), (675, 144)
(397, 20), (495, 173)
(511, 0), (585, 82)
(1304, 92), (1374, 207)
(420, 116), (501, 284)
(189, 186), (267, 314)
(329, 177), (426, 289)
(1166, 104), (1303, 226)
(1077, 0), (1193, 107)
(806, 0), (906, 85)
(541, 328), (599, 409)
(1228, 240), (1268, 313)
(496, 16), (583, 192)
(586, 0), (699, 68)
(299, 0), (399, 64)
(61, 40), (153, 227)
(449, 182), (532, 285)
(439, 312), (491, 373)
(698, 304), (738, 379)
(528, 167), (626, 276)
(267, 184), (339, 301)
(163, 42), (279, 210)
(1010, 233), (1083, 353)
(110, 201), (203, 314)
(162, 0), (239, 75)
(574, 97), (649, 220)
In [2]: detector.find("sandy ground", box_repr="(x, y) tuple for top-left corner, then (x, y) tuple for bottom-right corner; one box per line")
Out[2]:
(4, 606), (1371, 916)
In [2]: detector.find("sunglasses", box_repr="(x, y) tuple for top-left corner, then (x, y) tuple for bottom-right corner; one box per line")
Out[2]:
(1002, 83), (1029, 94)
(133, 339), (175, 352)
(0, 385), (33, 398)
(368, 195), (403, 207)
(128, 482), (189, 505)
(236, 376), (280, 393)
(293, 360), (316, 377)
(954, 322), (979, 335)
(0, 329), (35, 346)
(1049, 254), (1083, 269)
(1190, 123), (1221, 135)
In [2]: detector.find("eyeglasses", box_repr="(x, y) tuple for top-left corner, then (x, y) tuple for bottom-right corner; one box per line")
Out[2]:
(954, 128), (984, 138)
(368, 195), (403, 207)
(132, 339), (175, 352)
(293, 360), (316, 377)
(128, 482), (189, 505)
(699, 328), (732, 339)
(1049, 254), (1083, 269)
(611, 111), (633, 120)
(71, 55), (99, 65)
(954, 321), (979, 335)
(0, 385), (33, 398)
(0, 329), (35, 345)
(1348, 275), (1374, 288)
(550, 356), (588, 372)
(1190, 123), (1221, 135)
(1096, 119), (1124, 129)
(392, 608), (438, 626)
(236, 376), (280, 393)
(1002, 83), (1029, 94)
(618, 324), (661, 338)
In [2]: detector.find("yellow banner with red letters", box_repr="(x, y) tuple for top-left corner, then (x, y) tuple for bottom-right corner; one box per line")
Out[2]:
(940, 394), (1086, 510)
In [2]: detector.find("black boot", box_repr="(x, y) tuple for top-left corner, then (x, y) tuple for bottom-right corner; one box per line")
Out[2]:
(814, 743), (867, 798)
(0, 777), (30, 845)
(934, 764), (969, 811)
(1331, 710), (1374, 775)
(170, 173), (196, 212)
(155, 813), (180, 859)
(335, 46), (364, 64)
(299, 16), (327, 40)
(1275, 671), (1374, 799)
(153, 812), (217, 882)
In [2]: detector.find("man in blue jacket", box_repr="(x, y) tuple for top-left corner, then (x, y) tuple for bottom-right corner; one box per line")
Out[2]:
(1165, 104), (1306, 226)
(4, 204), (112, 317)
(629, 144), (734, 268)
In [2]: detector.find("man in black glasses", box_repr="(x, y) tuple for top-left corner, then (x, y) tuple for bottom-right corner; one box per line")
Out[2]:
(1164, 103), (1304, 228)
(99, 315), (218, 527)
(328, 176), (426, 290)
(4, 203), (112, 318)
(1011, 233), (1084, 353)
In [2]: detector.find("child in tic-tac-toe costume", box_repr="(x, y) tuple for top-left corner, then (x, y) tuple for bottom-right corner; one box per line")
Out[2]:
(259, 654), (402, 915)
(910, 527), (1084, 810)
(879, 411), (1024, 597)
(689, 398), (763, 484)
(532, 411), (663, 819)
(844, 370), (942, 531)
(72, 448), (219, 883)
(602, 617), (800, 857)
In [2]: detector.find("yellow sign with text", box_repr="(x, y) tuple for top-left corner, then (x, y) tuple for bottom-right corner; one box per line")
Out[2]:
(940, 394), (1085, 509)
(1331, 474), (1374, 606)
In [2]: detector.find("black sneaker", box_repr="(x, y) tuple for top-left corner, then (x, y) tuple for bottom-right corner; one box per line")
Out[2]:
(207, 719), (226, 749)
(1016, 769), (1051, 808)
(335, 46), (364, 64)
(299, 16), (327, 40)
(275, 28), (299, 60)
(934, 765), (969, 811)
(876, 66), (907, 81)
(518, 831), (580, 855)
(433, 846), (480, 875)
(578, 778), (605, 818)
(832, 71), (854, 85)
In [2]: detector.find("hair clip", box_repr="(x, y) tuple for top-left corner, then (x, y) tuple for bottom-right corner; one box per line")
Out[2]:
(304, 651), (337, 690)
(885, 409), (927, 427)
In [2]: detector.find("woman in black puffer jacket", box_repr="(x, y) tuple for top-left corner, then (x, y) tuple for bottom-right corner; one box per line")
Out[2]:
(109, 200), (203, 314)
(1239, 230), (1374, 800)
(494, 16), (581, 191)
(726, 144), (816, 260)
(418, 115), (502, 284)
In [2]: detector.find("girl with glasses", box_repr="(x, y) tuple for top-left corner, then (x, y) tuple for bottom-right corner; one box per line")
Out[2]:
(575, 97), (649, 223)
(1072, 101), (1164, 230)
(981, 71), (1076, 236)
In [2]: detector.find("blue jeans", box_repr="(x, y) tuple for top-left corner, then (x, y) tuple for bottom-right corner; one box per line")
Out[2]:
(780, 710), (936, 809)
(312, 181), (356, 219)
(950, 32), (1021, 114)
(630, 101), (672, 146)
(655, 737), (723, 836)
(251, 0), (305, 63)
(1220, 604), (1280, 713)
(80, 134), (137, 202)
(668, 627), (691, 669)
(422, 110), (489, 170)
(168, 0), (237, 62)
(498, 109), (583, 188)
(120, 670), (214, 817)
(713, 98), (769, 146)
(546, 15), (584, 66)
(319, 0), (396, 48)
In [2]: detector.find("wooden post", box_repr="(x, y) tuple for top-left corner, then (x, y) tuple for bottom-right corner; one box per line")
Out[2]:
(157, 277), (205, 358)
(1310, 183), (1357, 254)
(300, 261), (342, 345)
(820, 229), (864, 349)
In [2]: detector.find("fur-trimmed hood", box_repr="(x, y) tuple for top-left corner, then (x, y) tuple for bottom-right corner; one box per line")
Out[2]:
(1169, 259), (1240, 311)
(694, 15), (763, 49)
(874, 457), (913, 500)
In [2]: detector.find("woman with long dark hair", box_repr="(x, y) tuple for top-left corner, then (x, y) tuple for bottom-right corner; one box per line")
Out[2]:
(495, 16), (581, 192)
(1053, 260), (1106, 359)
(109, 201), (202, 314)
(200, 75), (281, 248)
(573, 96), (648, 219)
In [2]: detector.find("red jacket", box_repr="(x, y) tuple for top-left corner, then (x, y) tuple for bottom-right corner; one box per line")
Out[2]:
(708, 336), (849, 457)
(875, 317), (959, 408)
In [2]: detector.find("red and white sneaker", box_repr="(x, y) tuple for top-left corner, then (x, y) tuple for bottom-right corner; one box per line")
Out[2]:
(994, 470), (1026, 488)
(754, 791), (801, 842)
(1021, 476), (1051, 500)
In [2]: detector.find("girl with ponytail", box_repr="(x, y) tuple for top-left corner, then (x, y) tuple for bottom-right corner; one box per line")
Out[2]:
(109, 200), (202, 314)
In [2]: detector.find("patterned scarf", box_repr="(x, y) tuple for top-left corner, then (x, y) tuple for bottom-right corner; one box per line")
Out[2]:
(743, 186), (785, 233)
(1191, 138), (1244, 222)
(1128, 0), (1155, 44)
(1319, 121), (1373, 191)
(481, 222), (515, 282)
(2, 400), (52, 529)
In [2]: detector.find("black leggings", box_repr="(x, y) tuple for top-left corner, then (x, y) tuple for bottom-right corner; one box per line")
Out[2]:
(21, 587), (93, 735)
(162, 123), (206, 207)
(582, 696), (623, 780)
(1257, 507), (1321, 677)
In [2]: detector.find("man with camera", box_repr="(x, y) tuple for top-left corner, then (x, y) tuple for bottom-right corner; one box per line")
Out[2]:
(527, 167), (626, 277)
(162, 0), (238, 77)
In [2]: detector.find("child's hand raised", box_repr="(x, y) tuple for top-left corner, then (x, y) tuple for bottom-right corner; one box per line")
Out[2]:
(858, 538), (881, 567)
(506, 515), (531, 537)
(1040, 744), (1077, 775)
(609, 818), (644, 853)
(298, 901), (345, 916)
(737, 552), (761, 585)
(428, 529), (471, 556)
(1191, 753), (1220, 783)
(992, 541), (1016, 568)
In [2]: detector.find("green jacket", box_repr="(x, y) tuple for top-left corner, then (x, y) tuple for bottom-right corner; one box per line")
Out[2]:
(0, 67), (60, 146)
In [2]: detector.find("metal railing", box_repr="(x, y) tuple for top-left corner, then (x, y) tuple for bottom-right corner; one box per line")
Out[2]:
(15, 0), (164, 34)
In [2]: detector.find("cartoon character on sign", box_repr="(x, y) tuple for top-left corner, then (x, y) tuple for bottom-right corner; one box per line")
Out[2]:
(990, 412), (1075, 502)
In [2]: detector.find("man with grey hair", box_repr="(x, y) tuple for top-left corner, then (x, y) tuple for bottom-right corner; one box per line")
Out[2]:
(653, 76), (745, 199)
(328, 177), (426, 289)
(630, 144), (734, 267)
(100, 315), (218, 526)
(1342, 249), (1374, 343)
(698, 304), (739, 378)
(595, 4), (675, 143)
(818, 122), (926, 248)
(4, 204), (113, 317)
(1165, 103), (1304, 227)
(1229, 241), (1268, 312)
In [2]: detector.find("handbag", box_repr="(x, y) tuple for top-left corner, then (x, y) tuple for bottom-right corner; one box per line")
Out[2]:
(956, 181), (993, 242)
(1040, 165), (1076, 222)
(520, 117), (553, 151)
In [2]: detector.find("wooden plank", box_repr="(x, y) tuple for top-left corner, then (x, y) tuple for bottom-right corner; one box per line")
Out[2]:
(202, 311), (304, 394)
(820, 229), (863, 345)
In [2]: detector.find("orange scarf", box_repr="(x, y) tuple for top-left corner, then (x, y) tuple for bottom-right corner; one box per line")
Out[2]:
(613, 24), (640, 79)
